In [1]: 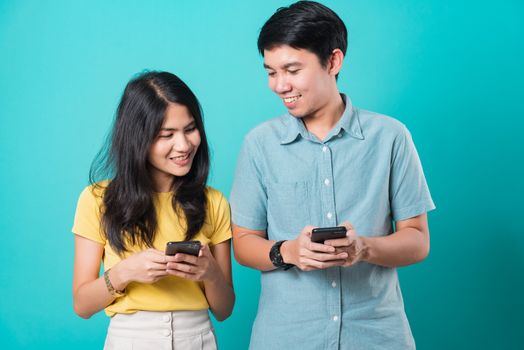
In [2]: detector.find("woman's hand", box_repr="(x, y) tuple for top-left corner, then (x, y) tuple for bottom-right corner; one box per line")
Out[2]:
(111, 248), (169, 290)
(165, 244), (220, 282)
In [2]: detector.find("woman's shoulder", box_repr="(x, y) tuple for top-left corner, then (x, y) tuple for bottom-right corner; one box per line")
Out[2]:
(205, 186), (228, 205)
(77, 180), (110, 204)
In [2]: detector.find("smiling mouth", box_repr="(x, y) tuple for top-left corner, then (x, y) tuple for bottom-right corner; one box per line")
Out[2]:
(283, 95), (301, 103)
(170, 153), (190, 161)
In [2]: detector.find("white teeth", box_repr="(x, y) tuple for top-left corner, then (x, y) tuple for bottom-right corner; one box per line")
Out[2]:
(170, 154), (189, 160)
(284, 95), (301, 103)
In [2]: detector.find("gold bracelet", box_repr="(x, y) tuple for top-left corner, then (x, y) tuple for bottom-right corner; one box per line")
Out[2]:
(103, 269), (125, 298)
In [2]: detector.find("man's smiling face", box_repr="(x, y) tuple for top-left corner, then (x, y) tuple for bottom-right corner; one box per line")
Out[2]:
(263, 45), (334, 119)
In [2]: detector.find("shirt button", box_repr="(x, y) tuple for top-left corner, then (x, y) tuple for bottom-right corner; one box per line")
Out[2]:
(338, 133), (343, 138)
(322, 146), (328, 152)
(332, 281), (337, 288)
(324, 178), (330, 186)
(163, 329), (171, 337)
(333, 315), (339, 321)
(327, 212), (333, 219)
(163, 315), (171, 323)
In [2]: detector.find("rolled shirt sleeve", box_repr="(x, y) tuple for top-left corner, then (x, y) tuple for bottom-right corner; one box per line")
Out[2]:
(230, 135), (268, 231)
(389, 125), (436, 221)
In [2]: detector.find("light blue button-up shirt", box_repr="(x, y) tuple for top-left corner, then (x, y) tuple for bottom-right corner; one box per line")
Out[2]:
(230, 95), (435, 350)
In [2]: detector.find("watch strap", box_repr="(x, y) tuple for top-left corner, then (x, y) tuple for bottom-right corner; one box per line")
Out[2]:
(270, 240), (294, 270)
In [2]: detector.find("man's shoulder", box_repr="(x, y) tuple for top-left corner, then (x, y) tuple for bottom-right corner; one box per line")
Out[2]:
(244, 114), (289, 142)
(356, 108), (407, 138)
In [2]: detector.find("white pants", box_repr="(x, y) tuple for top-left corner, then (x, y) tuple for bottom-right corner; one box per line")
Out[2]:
(104, 310), (217, 350)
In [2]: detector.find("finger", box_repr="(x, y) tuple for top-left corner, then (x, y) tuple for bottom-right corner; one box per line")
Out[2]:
(324, 237), (352, 247)
(150, 268), (169, 276)
(346, 228), (358, 239)
(342, 256), (360, 267)
(340, 221), (354, 231)
(301, 225), (316, 237)
(144, 269), (169, 281)
(307, 241), (336, 253)
(166, 262), (197, 274)
(300, 257), (346, 270)
(171, 253), (199, 265)
(166, 269), (197, 281)
(148, 252), (170, 263)
(306, 251), (348, 262)
(199, 244), (210, 257)
(147, 262), (169, 271)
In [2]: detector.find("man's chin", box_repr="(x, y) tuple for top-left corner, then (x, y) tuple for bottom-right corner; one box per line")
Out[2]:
(287, 109), (305, 118)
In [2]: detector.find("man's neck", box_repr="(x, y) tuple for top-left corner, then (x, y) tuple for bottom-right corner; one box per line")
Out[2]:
(302, 93), (345, 141)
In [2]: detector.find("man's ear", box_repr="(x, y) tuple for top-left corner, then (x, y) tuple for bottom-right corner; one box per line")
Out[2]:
(328, 48), (344, 76)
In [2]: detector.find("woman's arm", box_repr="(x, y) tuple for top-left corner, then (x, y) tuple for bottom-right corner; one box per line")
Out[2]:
(205, 241), (235, 321)
(72, 235), (115, 319)
(72, 235), (170, 319)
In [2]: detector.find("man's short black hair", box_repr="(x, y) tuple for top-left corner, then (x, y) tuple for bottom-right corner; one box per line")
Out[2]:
(257, 1), (348, 67)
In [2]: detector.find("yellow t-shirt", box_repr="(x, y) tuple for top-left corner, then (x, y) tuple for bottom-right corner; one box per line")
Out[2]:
(72, 182), (232, 316)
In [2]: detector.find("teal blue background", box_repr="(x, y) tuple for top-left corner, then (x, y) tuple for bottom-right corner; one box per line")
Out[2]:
(1, 0), (523, 348)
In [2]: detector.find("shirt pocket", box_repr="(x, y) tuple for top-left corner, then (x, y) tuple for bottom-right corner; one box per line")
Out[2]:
(267, 181), (311, 240)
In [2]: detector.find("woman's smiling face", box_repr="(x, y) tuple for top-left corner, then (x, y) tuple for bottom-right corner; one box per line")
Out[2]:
(148, 102), (201, 192)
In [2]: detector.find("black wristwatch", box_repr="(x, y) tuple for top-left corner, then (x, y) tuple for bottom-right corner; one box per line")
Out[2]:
(269, 240), (294, 270)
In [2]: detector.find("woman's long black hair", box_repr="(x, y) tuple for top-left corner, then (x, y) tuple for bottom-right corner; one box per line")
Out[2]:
(90, 71), (209, 255)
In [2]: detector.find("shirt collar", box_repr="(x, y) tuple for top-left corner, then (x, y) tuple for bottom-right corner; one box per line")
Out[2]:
(280, 94), (364, 145)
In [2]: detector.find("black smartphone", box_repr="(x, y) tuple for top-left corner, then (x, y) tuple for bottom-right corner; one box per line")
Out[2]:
(165, 241), (201, 256)
(311, 226), (347, 243)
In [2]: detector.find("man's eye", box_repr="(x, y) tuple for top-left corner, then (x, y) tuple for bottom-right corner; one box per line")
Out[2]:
(267, 71), (276, 77)
(288, 69), (300, 75)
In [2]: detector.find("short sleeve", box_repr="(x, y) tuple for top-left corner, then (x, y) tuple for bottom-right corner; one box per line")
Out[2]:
(390, 125), (436, 221)
(207, 189), (232, 246)
(229, 135), (268, 230)
(72, 186), (106, 244)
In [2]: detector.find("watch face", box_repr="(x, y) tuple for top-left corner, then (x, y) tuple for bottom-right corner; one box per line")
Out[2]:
(269, 241), (281, 265)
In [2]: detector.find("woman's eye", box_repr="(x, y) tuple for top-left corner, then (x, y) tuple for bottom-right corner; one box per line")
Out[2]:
(185, 127), (197, 133)
(159, 133), (172, 138)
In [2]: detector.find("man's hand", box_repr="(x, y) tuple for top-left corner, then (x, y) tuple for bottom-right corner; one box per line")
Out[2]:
(323, 222), (367, 267)
(281, 225), (348, 271)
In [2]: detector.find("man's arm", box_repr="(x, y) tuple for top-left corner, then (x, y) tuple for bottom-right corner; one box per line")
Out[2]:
(232, 224), (276, 271)
(326, 214), (430, 268)
(233, 224), (349, 272)
(361, 213), (430, 267)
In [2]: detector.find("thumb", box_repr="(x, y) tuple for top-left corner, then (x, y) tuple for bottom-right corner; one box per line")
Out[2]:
(302, 225), (315, 237)
(340, 221), (354, 233)
(199, 244), (210, 258)
(346, 227), (358, 245)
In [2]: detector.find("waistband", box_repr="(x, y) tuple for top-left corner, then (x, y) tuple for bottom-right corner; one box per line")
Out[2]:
(108, 310), (212, 339)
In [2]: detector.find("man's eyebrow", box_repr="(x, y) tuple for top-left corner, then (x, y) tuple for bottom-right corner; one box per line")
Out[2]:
(282, 62), (302, 69)
(263, 62), (303, 70)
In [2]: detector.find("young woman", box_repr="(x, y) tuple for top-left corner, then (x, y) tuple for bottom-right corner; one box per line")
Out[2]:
(72, 71), (234, 349)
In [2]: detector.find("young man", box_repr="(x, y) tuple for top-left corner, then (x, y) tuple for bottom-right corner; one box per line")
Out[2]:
(230, 1), (435, 349)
